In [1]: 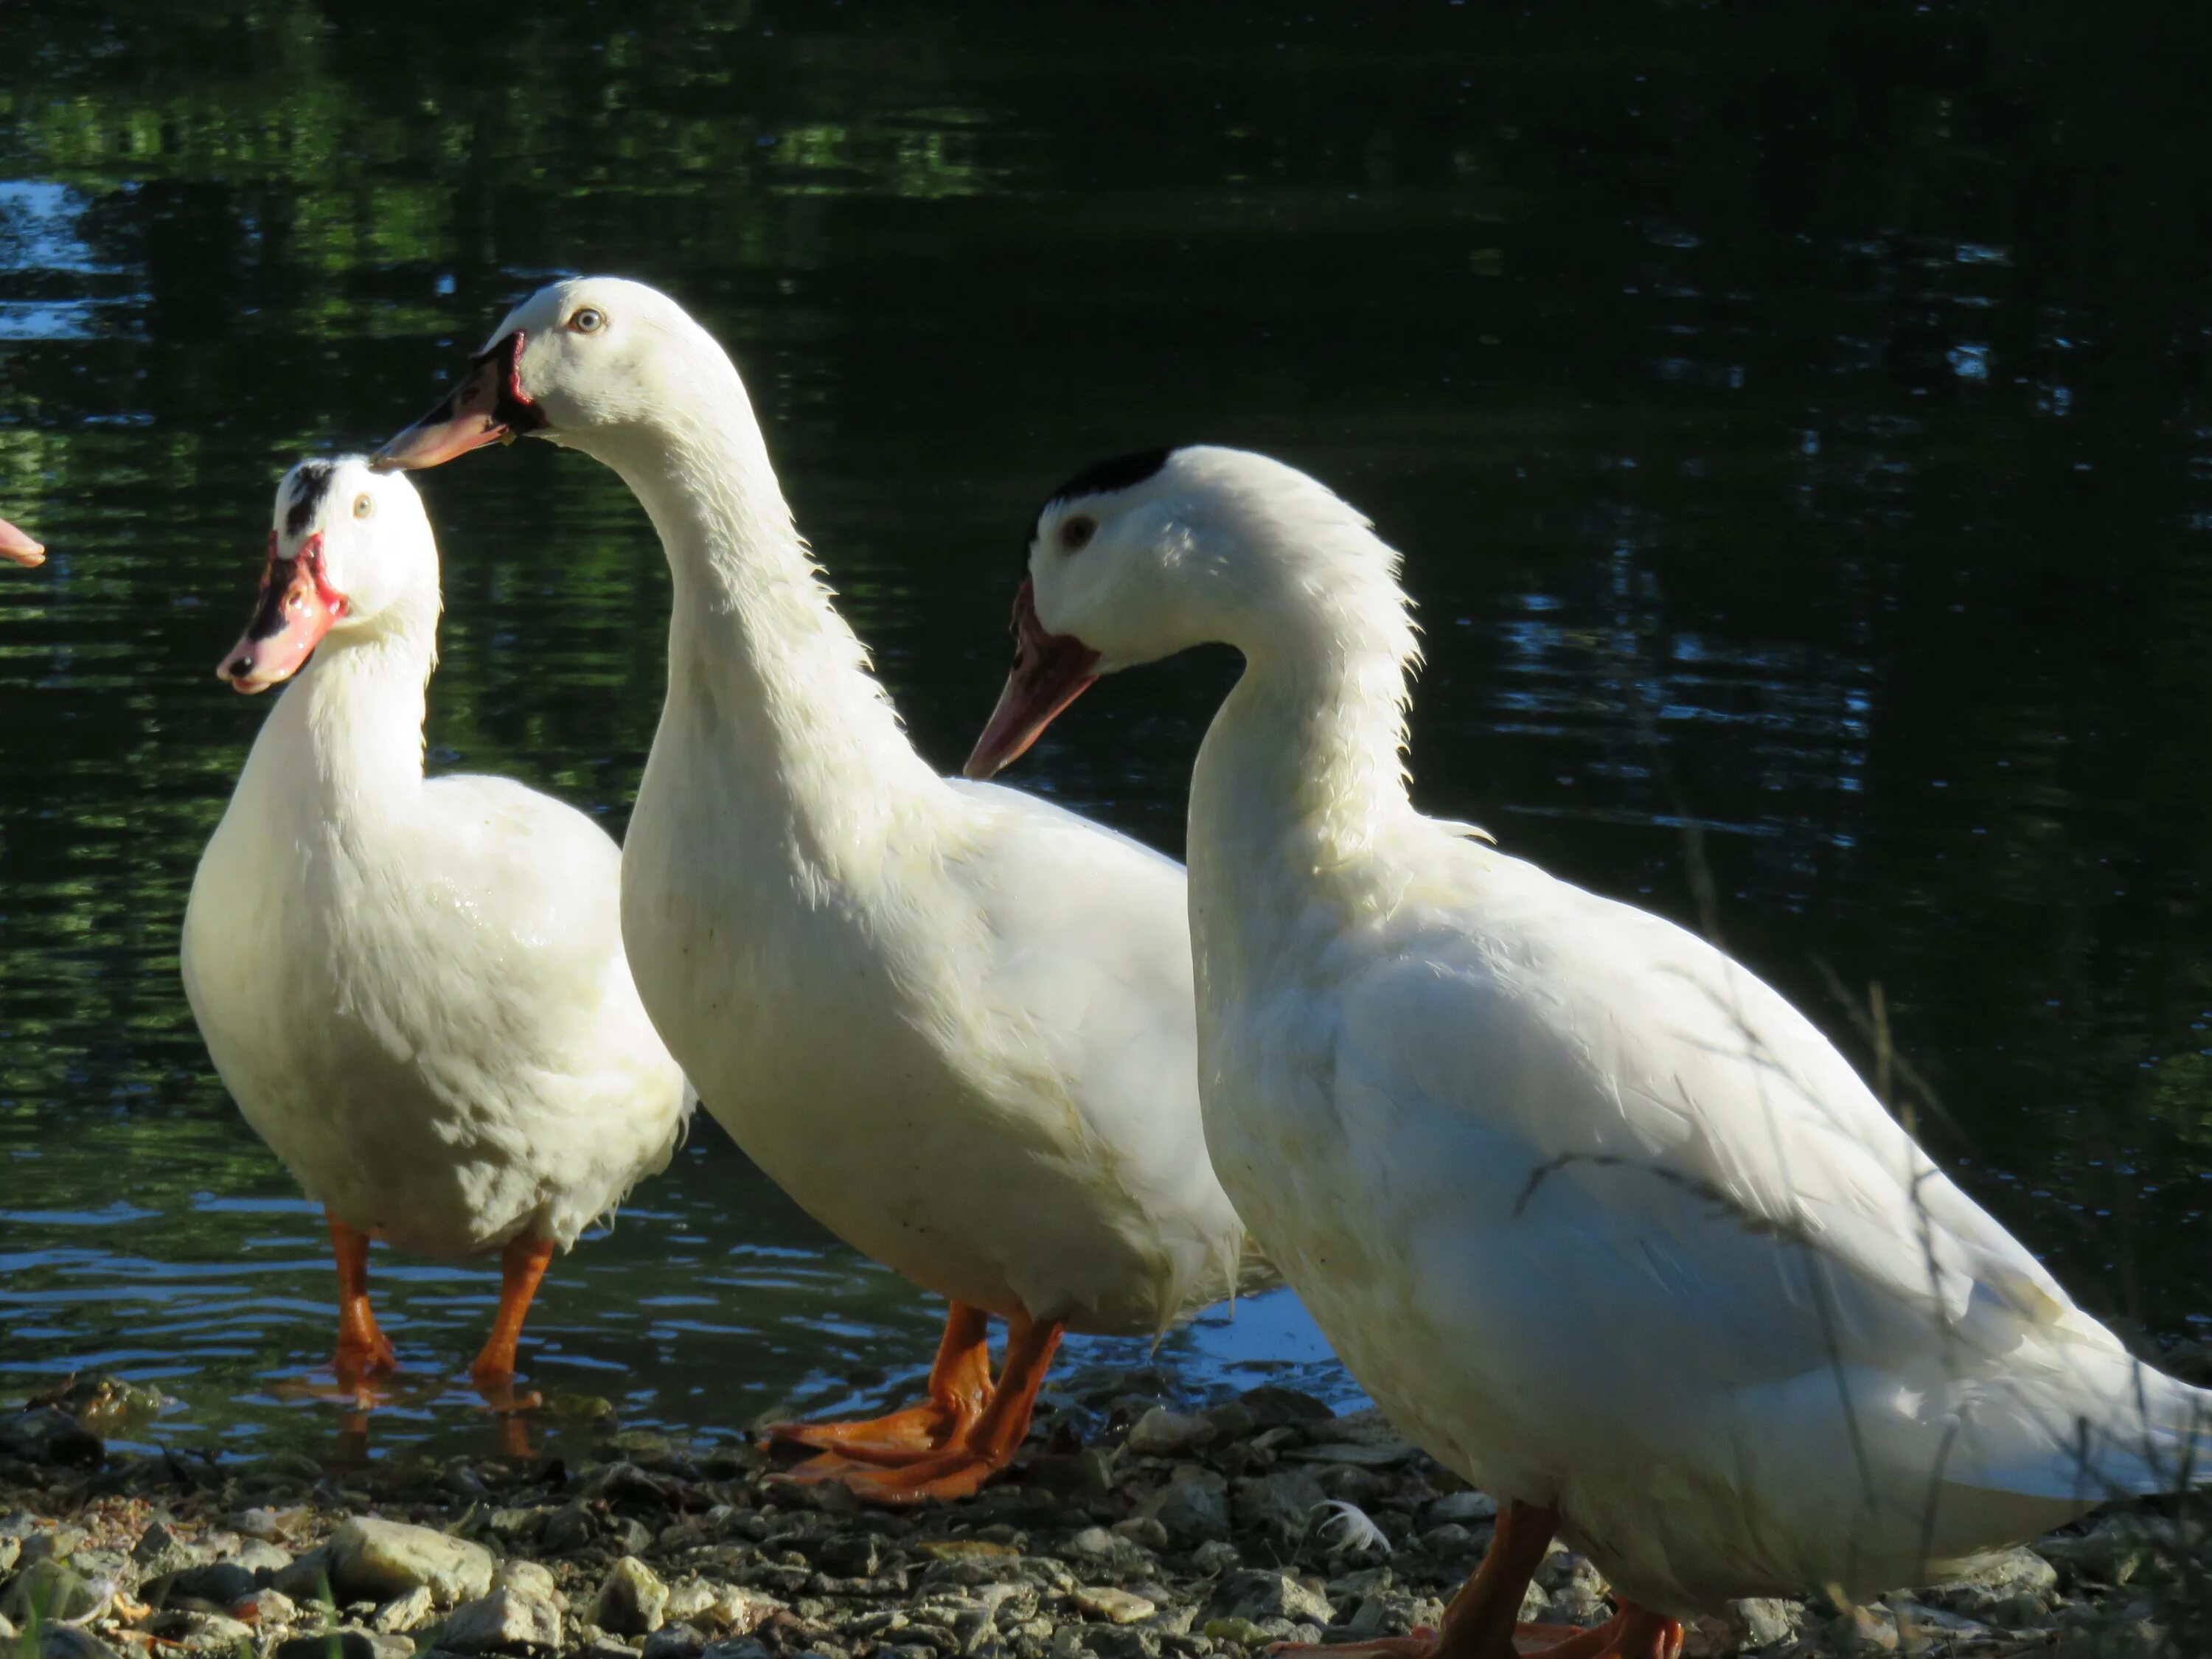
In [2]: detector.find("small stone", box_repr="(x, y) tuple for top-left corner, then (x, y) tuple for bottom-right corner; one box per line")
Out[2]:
(1830, 1604), (1899, 1655)
(0, 1408), (104, 1470)
(245, 1587), (298, 1625)
(1088, 1629), (1163, 1659)
(810, 1534), (884, 1579)
(1139, 1478), (1231, 1546)
(1075, 1587), (1157, 1624)
(1066, 1526), (1119, 1560)
(1419, 1491), (1496, 1528)
(1200, 1618), (1271, 1647)
(1188, 1540), (1240, 1576)
(38, 1629), (122, 1659)
(1281, 1440), (1416, 1469)
(176, 1613), (257, 1652)
(272, 1544), (337, 1604)
(1206, 1570), (1334, 1628)
(372, 1585), (438, 1633)
(540, 1503), (596, 1554)
(234, 1538), (294, 1576)
(1722, 1597), (1800, 1649)
(275, 1635), (380, 1659)
(2038, 1517), (2156, 1587)
(1126, 1410), (1216, 1458)
(493, 1561), (564, 1610)
(673, 1584), (781, 1636)
(1110, 1518), (1169, 1553)
(330, 1518), (495, 1608)
(1234, 1387), (1333, 1430)
(592, 1556), (671, 1637)
(1417, 1524), (1481, 1558)
(1921, 1545), (2059, 1619)
(1233, 1467), (1329, 1545)
(173, 1560), (260, 1610)
(1, 1559), (100, 1624)
(441, 1586), (565, 1655)
(132, 1521), (194, 1575)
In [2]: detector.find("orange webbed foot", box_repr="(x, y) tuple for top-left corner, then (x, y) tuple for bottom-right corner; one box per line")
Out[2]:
(765, 1306), (1061, 1506)
(764, 1398), (972, 1463)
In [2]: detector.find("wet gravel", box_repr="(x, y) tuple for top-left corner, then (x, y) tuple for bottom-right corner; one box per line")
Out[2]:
(1, 1368), (2204, 1659)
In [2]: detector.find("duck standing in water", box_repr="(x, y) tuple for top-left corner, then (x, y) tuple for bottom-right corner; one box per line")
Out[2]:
(967, 445), (2212, 1658)
(1, 518), (44, 566)
(182, 457), (692, 1409)
(376, 280), (1269, 1501)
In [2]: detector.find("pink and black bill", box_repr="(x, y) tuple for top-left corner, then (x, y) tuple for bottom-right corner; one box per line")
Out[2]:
(962, 579), (1102, 779)
(962, 448), (1177, 780)
(218, 511), (347, 694)
(375, 330), (546, 471)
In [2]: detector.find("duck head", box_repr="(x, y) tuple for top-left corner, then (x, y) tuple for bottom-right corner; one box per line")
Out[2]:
(965, 445), (1402, 779)
(218, 457), (438, 692)
(375, 276), (720, 470)
(0, 516), (44, 567)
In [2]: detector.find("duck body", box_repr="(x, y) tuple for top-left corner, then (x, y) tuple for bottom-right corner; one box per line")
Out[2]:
(624, 652), (1231, 1332)
(1190, 761), (2172, 1609)
(182, 458), (689, 1388)
(969, 443), (2212, 1632)
(187, 723), (682, 1262)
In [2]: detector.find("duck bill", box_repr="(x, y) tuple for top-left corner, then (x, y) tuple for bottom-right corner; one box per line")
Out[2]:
(0, 517), (44, 567)
(217, 532), (347, 694)
(374, 330), (545, 470)
(962, 580), (1103, 779)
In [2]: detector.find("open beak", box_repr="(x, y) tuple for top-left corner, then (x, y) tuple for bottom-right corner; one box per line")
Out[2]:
(0, 517), (44, 567)
(374, 330), (546, 471)
(217, 532), (347, 693)
(962, 579), (1103, 780)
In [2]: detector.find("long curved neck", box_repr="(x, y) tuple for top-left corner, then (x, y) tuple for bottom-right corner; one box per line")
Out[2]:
(1188, 552), (1419, 927)
(590, 358), (942, 866)
(257, 616), (434, 834)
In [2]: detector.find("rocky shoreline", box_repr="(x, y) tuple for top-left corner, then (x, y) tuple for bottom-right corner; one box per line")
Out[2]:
(1, 1369), (2203, 1659)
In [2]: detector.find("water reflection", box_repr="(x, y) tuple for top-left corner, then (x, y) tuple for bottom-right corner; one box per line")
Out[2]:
(7, 4), (2212, 1456)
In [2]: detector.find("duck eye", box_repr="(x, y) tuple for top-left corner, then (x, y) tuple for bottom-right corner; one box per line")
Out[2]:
(568, 307), (605, 334)
(352, 493), (374, 519)
(1060, 515), (1096, 553)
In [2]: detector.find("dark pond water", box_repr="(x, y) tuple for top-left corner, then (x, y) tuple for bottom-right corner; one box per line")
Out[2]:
(7, 3), (2212, 1461)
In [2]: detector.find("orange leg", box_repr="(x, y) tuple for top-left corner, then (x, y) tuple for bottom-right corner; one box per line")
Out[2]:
(469, 1233), (554, 1412)
(778, 1310), (1063, 1505)
(328, 1210), (398, 1386)
(765, 1302), (995, 1464)
(1267, 1502), (1681, 1659)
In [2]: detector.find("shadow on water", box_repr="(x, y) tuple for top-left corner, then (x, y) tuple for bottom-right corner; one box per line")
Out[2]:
(6, 2), (2212, 1455)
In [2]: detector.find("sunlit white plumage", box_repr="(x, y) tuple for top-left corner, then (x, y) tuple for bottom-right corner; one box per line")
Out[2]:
(181, 458), (690, 1378)
(374, 282), (1263, 1494)
(984, 444), (2212, 1620)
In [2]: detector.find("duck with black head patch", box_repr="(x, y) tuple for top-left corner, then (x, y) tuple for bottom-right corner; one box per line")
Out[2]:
(181, 456), (694, 1413)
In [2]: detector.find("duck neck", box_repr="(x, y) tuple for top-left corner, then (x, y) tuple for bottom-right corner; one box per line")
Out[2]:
(1189, 563), (1419, 922)
(589, 366), (942, 866)
(261, 612), (435, 835)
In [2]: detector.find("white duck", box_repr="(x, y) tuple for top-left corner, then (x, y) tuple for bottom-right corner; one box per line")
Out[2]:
(1, 516), (43, 566)
(375, 279), (1265, 1500)
(966, 445), (2212, 1658)
(181, 456), (691, 1407)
